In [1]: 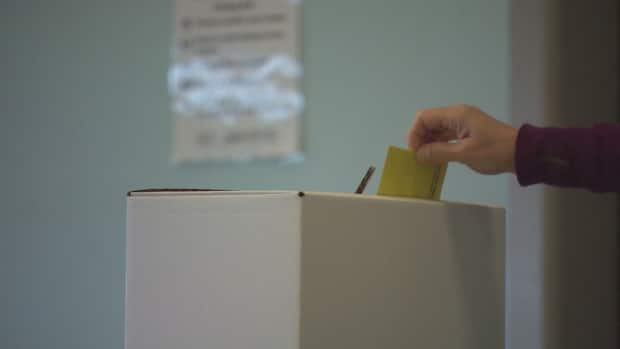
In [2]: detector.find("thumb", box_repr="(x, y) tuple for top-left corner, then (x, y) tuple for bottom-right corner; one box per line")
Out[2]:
(416, 141), (465, 165)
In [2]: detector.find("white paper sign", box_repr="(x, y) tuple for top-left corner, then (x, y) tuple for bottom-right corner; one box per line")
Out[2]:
(170, 0), (303, 162)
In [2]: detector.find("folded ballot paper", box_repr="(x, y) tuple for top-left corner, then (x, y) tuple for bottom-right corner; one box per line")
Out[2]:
(377, 145), (448, 200)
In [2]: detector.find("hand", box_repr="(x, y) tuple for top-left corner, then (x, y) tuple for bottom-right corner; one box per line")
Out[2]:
(407, 104), (518, 175)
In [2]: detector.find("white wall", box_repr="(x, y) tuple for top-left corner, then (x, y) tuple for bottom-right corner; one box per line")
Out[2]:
(0, 1), (509, 348)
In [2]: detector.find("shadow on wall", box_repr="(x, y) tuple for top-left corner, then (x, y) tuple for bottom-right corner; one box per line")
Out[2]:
(544, 1), (618, 348)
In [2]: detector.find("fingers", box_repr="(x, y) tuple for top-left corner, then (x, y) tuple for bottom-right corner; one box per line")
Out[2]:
(408, 115), (456, 150)
(407, 120), (426, 150)
(429, 129), (458, 142)
(416, 140), (469, 165)
(407, 104), (471, 150)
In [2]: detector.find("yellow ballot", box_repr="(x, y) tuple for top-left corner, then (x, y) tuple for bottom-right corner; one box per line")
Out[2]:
(377, 145), (447, 200)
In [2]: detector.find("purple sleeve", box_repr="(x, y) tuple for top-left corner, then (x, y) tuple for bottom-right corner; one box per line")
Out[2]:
(515, 123), (620, 192)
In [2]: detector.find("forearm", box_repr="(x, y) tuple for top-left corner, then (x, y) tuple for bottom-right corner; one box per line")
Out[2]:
(516, 123), (620, 192)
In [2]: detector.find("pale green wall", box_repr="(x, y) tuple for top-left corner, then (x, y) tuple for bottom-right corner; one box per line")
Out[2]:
(1, 1), (509, 348)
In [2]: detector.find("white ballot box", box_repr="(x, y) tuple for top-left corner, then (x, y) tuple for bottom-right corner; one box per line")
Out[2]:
(126, 190), (505, 349)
